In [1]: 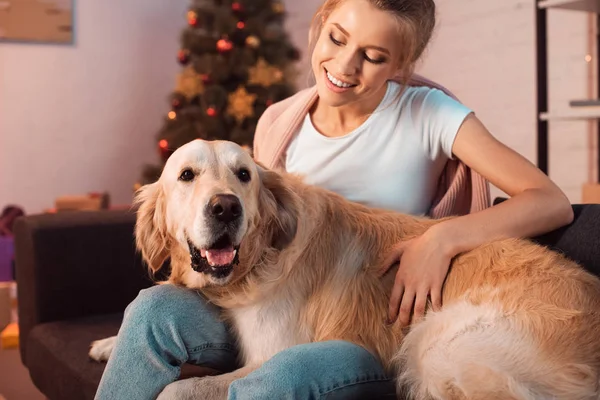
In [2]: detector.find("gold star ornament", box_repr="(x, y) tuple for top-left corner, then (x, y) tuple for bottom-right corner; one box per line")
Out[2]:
(227, 86), (257, 123)
(176, 66), (204, 99)
(248, 58), (283, 87)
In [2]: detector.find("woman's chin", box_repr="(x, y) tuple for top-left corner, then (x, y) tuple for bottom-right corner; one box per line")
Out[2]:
(315, 82), (353, 107)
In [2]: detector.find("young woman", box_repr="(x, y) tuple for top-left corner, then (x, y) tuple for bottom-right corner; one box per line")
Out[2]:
(95, 0), (573, 398)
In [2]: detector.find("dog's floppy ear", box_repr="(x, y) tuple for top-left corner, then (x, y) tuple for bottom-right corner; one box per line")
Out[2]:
(133, 182), (170, 274)
(258, 167), (299, 250)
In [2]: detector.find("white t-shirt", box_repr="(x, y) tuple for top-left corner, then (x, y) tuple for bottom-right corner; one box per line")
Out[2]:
(284, 81), (473, 216)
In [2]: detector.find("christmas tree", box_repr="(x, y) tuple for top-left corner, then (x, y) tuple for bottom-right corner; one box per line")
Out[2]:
(141, 0), (300, 184)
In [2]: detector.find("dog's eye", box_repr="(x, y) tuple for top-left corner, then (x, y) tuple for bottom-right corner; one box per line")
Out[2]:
(179, 169), (195, 182)
(236, 168), (251, 183)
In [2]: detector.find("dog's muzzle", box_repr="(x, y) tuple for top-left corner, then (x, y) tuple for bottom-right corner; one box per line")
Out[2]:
(187, 193), (243, 279)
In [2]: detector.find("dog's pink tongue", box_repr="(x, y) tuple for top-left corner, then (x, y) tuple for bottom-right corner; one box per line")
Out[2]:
(205, 247), (235, 266)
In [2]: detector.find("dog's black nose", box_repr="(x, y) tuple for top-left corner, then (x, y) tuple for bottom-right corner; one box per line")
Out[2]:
(209, 194), (242, 223)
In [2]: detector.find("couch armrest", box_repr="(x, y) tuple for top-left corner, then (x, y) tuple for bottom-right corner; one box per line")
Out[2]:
(494, 198), (600, 277)
(532, 204), (600, 277)
(13, 209), (154, 362)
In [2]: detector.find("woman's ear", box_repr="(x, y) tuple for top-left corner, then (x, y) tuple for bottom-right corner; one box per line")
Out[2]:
(258, 167), (300, 250)
(134, 183), (170, 274)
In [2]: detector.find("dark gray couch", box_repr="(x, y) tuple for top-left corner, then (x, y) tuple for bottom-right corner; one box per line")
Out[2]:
(12, 202), (600, 400)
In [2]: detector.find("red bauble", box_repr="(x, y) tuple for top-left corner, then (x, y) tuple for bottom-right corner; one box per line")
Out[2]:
(206, 106), (217, 117)
(237, 21), (245, 29)
(172, 99), (181, 110)
(158, 140), (173, 161)
(231, 2), (242, 12)
(187, 10), (199, 27)
(177, 49), (190, 65)
(200, 73), (211, 85)
(216, 38), (233, 53)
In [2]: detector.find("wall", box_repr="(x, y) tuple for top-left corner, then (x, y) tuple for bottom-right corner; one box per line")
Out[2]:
(416, 0), (592, 202)
(0, 0), (189, 214)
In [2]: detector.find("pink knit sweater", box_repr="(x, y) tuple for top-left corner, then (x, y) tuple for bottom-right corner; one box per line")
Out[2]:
(252, 74), (491, 218)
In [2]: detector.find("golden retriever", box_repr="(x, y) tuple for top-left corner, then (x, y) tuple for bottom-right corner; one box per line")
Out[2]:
(92, 139), (600, 400)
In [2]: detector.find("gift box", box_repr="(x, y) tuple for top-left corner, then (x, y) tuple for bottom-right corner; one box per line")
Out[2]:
(0, 281), (18, 349)
(53, 192), (110, 212)
(0, 282), (10, 331)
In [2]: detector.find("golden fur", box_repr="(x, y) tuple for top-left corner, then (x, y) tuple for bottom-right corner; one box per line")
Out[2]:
(128, 139), (600, 399)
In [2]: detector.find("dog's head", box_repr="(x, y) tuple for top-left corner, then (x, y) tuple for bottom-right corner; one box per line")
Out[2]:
(134, 139), (299, 288)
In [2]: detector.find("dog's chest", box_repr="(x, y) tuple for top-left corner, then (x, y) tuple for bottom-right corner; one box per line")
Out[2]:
(230, 299), (310, 365)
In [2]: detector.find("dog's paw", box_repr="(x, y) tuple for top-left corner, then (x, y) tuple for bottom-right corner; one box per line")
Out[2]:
(157, 376), (228, 400)
(89, 336), (117, 362)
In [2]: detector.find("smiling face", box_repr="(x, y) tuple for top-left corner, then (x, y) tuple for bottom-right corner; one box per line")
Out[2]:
(310, 0), (402, 109)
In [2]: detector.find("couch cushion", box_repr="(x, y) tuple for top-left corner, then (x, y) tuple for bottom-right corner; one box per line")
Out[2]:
(25, 312), (122, 400)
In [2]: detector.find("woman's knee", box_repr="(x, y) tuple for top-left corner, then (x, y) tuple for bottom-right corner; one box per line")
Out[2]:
(268, 340), (387, 378)
(124, 284), (218, 327)
(229, 341), (395, 399)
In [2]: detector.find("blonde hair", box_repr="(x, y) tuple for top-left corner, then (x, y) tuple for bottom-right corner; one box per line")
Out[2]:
(307, 0), (436, 86)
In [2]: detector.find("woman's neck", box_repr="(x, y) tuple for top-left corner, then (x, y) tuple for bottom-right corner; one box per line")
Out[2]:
(310, 82), (389, 138)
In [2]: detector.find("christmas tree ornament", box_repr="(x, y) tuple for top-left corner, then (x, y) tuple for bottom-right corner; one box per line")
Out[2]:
(158, 139), (173, 161)
(227, 86), (257, 123)
(168, 111), (177, 120)
(206, 106), (217, 117)
(231, 2), (242, 12)
(187, 10), (199, 27)
(272, 1), (284, 13)
(177, 49), (190, 65)
(245, 35), (260, 48)
(171, 96), (184, 110)
(248, 58), (284, 87)
(217, 37), (234, 53)
(176, 65), (205, 99)
(237, 21), (245, 29)
(200, 73), (211, 85)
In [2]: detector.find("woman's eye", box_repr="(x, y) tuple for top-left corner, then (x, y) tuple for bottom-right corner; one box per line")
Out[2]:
(236, 168), (251, 183)
(179, 169), (195, 182)
(364, 54), (385, 64)
(329, 33), (342, 46)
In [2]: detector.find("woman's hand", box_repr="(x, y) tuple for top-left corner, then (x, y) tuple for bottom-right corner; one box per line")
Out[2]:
(383, 227), (454, 327)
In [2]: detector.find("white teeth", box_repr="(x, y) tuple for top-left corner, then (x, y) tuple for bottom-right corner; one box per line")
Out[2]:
(326, 71), (353, 88)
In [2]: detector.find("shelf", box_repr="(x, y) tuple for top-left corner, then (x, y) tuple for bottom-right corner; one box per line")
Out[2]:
(540, 106), (600, 120)
(538, 0), (600, 13)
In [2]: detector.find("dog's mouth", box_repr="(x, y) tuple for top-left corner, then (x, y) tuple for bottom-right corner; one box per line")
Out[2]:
(187, 234), (240, 279)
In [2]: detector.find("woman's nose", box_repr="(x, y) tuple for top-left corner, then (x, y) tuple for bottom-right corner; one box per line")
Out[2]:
(335, 50), (359, 76)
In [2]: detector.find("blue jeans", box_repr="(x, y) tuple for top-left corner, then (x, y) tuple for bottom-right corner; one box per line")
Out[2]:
(95, 285), (396, 400)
